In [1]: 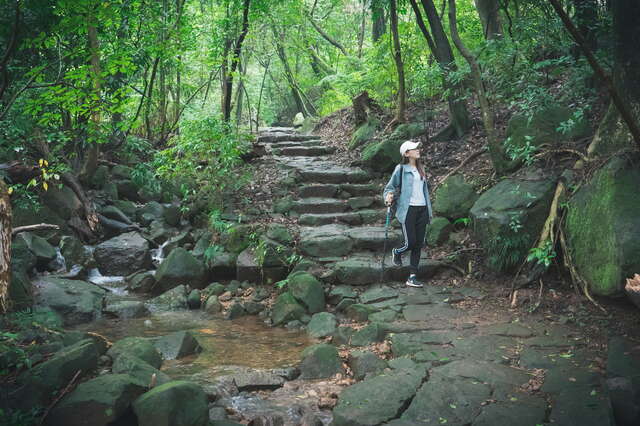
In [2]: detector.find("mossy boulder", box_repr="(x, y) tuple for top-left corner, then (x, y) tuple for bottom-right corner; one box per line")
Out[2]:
(154, 248), (206, 293)
(288, 272), (325, 314)
(566, 157), (640, 296)
(15, 338), (106, 409)
(426, 217), (453, 246)
(94, 231), (152, 276)
(219, 224), (257, 254)
(349, 118), (379, 149)
(361, 138), (403, 173)
(147, 285), (188, 311)
(271, 292), (306, 326)
(153, 331), (203, 360)
(8, 269), (33, 310)
(15, 232), (56, 270)
(307, 312), (338, 338)
(469, 170), (556, 272)
(46, 374), (146, 426)
(112, 164), (134, 180)
(433, 175), (479, 220)
(111, 353), (172, 387)
(33, 277), (106, 326)
(132, 381), (208, 426)
(41, 185), (82, 220)
(60, 235), (91, 269)
(108, 337), (162, 369)
(505, 105), (590, 154)
(298, 344), (344, 379)
(266, 224), (294, 245)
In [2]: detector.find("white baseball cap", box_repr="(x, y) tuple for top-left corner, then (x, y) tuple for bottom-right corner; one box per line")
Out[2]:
(399, 140), (421, 156)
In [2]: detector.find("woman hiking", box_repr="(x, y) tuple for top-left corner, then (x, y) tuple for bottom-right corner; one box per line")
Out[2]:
(383, 140), (433, 287)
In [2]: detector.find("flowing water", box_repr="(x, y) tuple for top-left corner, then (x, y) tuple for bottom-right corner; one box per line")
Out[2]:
(72, 309), (311, 379)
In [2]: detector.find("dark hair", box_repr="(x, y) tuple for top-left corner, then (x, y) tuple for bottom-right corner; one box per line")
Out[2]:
(401, 156), (426, 181)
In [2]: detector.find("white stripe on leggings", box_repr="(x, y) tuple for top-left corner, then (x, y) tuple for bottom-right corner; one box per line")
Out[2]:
(395, 220), (410, 254)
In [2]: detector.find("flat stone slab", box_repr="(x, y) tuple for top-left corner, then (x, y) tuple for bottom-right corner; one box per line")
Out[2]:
(484, 323), (535, 338)
(292, 197), (349, 214)
(360, 287), (399, 304)
(273, 146), (335, 156)
(403, 303), (460, 322)
(452, 335), (517, 363)
(332, 369), (426, 426)
(227, 370), (285, 391)
(299, 184), (339, 198)
(391, 331), (460, 357)
(258, 133), (318, 142)
(298, 210), (384, 227)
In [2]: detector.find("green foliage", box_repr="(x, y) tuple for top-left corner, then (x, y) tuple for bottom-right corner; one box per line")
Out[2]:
(154, 117), (251, 210)
(0, 407), (41, 426)
(486, 231), (531, 272)
(505, 135), (538, 166)
(527, 239), (556, 268)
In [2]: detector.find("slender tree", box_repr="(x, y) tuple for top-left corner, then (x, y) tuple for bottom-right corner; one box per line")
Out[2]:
(389, 0), (406, 123)
(0, 180), (10, 314)
(474, 0), (503, 40)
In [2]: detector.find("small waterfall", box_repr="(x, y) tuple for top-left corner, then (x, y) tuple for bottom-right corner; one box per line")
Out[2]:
(151, 240), (170, 266)
(49, 248), (67, 272)
(87, 268), (127, 295)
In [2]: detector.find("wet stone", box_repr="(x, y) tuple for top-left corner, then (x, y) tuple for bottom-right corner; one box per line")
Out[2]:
(345, 304), (373, 322)
(359, 286), (399, 304)
(332, 326), (355, 346)
(332, 368), (426, 426)
(225, 302), (247, 320)
(335, 298), (356, 312)
(369, 309), (397, 323)
(453, 335), (517, 364)
(350, 323), (385, 347)
(328, 285), (358, 304)
(348, 350), (388, 381)
(153, 331), (203, 360)
(298, 344), (344, 379)
(472, 395), (547, 426)
(403, 303), (460, 322)
(307, 312), (338, 338)
(548, 386), (615, 426)
(228, 370), (285, 391)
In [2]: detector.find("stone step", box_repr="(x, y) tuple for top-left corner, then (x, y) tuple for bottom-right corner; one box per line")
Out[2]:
(292, 197), (382, 215)
(257, 133), (318, 143)
(325, 253), (444, 285)
(299, 168), (370, 184)
(298, 224), (405, 257)
(291, 198), (349, 214)
(259, 126), (295, 133)
(298, 209), (385, 226)
(272, 146), (335, 156)
(268, 140), (324, 148)
(299, 183), (379, 199)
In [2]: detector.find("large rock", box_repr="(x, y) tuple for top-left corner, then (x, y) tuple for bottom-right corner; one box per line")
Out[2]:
(41, 185), (82, 220)
(426, 216), (452, 246)
(45, 374), (146, 426)
(15, 232), (56, 270)
(228, 370), (285, 391)
(298, 224), (354, 258)
(348, 350), (389, 381)
(111, 353), (172, 387)
(361, 123), (425, 173)
(433, 174), (479, 220)
(147, 285), (188, 311)
(11, 236), (37, 274)
(607, 336), (640, 426)
(470, 169), (556, 272)
(332, 368), (425, 426)
(505, 105), (590, 154)
(154, 248), (206, 293)
(271, 292), (306, 326)
(60, 235), (91, 269)
(153, 331), (203, 360)
(132, 381), (208, 426)
(8, 269), (33, 310)
(307, 312), (337, 338)
(298, 344), (344, 379)
(103, 300), (149, 319)
(349, 118), (379, 149)
(565, 157), (640, 296)
(126, 271), (157, 293)
(94, 231), (151, 276)
(288, 272), (325, 314)
(107, 337), (162, 369)
(33, 278), (106, 326)
(15, 338), (106, 409)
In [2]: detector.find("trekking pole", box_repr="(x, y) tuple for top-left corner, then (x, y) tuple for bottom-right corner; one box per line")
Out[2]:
(380, 206), (392, 283)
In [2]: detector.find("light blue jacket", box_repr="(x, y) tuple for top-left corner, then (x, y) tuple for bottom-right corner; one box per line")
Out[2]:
(383, 164), (434, 224)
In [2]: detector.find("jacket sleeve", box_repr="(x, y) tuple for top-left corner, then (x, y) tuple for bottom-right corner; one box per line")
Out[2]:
(382, 165), (401, 202)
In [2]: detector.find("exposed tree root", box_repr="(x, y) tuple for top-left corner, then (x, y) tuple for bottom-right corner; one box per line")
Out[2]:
(11, 223), (60, 236)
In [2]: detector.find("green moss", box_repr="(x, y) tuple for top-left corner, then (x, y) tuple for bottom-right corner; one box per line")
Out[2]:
(565, 157), (640, 296)
(349, 119), (379, 149)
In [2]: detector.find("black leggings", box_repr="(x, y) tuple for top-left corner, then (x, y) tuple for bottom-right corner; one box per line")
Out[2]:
(393, 206), (429, 274)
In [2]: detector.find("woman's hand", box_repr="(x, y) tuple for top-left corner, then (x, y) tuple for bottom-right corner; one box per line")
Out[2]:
(385, 192), (394, 206)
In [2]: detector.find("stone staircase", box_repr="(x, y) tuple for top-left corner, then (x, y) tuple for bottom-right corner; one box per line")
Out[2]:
(258, 127), (443, 285)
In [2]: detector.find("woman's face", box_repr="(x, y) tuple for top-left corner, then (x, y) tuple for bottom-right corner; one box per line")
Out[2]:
(404, 148), (421, 160)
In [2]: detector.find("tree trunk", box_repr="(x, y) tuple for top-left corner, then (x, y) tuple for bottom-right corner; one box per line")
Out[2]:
(352, 91), (381, 126)
(79, 22), (101, 184)
(551, 0), (640, 155)
(371, 0), (386, 42)
(449, 0), (510, 174)
(0, 179), (10, 314)
(358, 0), (366, 58)
(222, 0), (251, 123)
(474, 0), (503, 40)
(410, 0), (472, 139)
(390, 0), (406, 123)
(573, 0), (598, 51)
